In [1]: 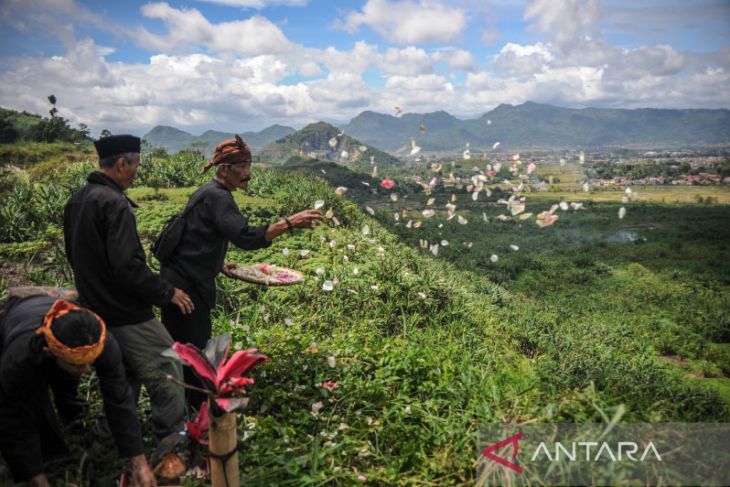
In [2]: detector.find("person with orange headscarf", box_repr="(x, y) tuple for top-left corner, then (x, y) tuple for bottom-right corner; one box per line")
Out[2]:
(0, 295), (155, 487)
(157, 135), (324, 408)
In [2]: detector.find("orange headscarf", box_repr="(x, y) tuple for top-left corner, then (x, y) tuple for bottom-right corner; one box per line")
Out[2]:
(35, 300), (107, 365)
(201, 134), (252, 173)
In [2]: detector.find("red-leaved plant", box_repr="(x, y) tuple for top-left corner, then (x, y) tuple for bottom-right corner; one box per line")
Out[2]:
(164, 334), (268, 444)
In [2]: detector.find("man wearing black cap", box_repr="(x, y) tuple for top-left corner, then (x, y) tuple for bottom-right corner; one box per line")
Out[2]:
(63, 135), (192, 466)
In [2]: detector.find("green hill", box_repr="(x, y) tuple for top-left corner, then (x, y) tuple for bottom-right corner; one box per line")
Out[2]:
(143, 124), (295, 155)
(343, 102), (730, 152)
(257, 121), (402, 166)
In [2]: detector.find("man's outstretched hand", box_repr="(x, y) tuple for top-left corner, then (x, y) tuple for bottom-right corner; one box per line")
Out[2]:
(287, 209), (325, 229)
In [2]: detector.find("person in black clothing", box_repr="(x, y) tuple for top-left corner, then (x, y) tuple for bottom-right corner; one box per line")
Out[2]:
(0, 295), (156, 487)
(160, 135), (323, 408)
(63, 135), (193, 465)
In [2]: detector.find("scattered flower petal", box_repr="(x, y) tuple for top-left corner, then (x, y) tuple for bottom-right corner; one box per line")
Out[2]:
(380, 177), (396, 189)
(312, 401), (324, 414)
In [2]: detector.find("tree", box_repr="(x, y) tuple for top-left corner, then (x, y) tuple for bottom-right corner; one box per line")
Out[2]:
(48, 94), (58, 119)
(30, 116), (76, 143)
(100, 129), (112, 138)
(77, 123), (90, 140)
(0, 117), (19, 143)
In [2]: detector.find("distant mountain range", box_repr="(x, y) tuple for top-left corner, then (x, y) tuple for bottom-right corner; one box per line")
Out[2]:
(142, 102), (730, 156)
(142, 124), (295, 154)
(257, 121), (402, 165)
(342, 102), (730, 153)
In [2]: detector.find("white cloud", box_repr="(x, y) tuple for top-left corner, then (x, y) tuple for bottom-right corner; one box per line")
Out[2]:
(0, 0), (728, 137)
(380, 73), (456, 113)
(196, 0), (308, 8)
(0, 0), (108, 50)
(524, 0), (601, 50)
(318, 41), (379, 75)
(340, 0), (467, 44)
(137, 2), (293, 55)
(492, 42), (553, 76)
(431, 48), (474, 71)
(380, 47), (434, 75)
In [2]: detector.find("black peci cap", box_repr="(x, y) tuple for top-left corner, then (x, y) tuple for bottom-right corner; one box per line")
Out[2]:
(94, 135), (141, 159)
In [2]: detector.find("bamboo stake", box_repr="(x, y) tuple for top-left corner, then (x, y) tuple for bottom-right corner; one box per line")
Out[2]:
(209, 407), (238, 487)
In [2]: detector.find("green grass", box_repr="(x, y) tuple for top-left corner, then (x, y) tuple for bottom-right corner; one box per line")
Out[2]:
(703, 378), (730, 404)
(1, 152), (728, 485)
(0, 141), (94, 177)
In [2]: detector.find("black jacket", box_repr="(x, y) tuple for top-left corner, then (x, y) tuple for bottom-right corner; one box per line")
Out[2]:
(64, 172), (174, 326)
(160, 180), (271, 308)
(0, 295), (144, 481)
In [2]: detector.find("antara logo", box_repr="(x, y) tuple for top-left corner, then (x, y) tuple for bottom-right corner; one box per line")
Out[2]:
(481, 432), (663, 474)
(481, 432), (524, 473)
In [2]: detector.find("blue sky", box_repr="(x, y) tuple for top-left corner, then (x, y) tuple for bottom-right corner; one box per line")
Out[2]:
(0, 0), (728, 135)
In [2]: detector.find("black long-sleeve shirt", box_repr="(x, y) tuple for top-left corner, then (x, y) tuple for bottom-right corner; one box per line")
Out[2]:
(160, 180), (271, 307)
(64, 172), (174, 326)
(0, 296), (144, 480)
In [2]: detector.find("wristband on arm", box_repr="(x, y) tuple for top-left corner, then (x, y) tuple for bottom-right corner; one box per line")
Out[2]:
(284, 218), (294, 235)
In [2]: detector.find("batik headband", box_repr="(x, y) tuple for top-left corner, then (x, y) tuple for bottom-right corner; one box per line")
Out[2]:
(36, 299), (106, 365)
(201, 134), (252, 173)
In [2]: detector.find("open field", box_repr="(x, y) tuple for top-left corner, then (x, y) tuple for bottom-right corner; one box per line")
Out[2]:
(526, 185), (730, 204)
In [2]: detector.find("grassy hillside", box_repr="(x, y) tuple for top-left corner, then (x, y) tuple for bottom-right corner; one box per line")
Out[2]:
(0, 141), (94, 177)
(0, 151), (728, 485)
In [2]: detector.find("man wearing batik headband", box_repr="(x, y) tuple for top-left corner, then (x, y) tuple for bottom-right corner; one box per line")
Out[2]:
(0, 295), (155, 487)
(159, 135), (324, 408)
